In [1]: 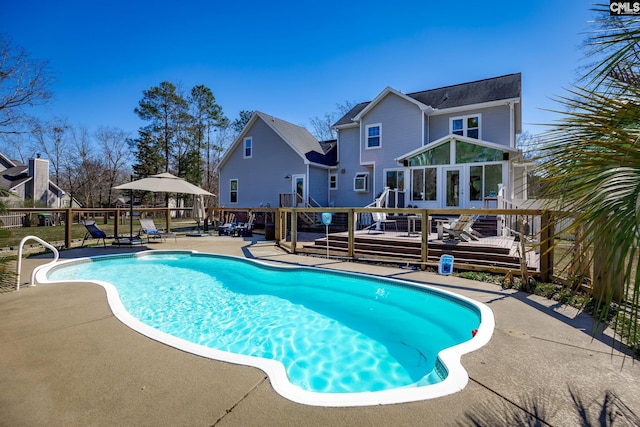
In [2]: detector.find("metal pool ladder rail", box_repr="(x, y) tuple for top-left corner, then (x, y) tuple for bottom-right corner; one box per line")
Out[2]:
(16, 235), (59, 291)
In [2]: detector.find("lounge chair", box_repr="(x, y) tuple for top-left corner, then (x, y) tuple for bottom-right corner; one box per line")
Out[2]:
(218, 213), (236, 236)
(138, 217), (176, 242)
(368, 212), (398, 233)
(442, 214), (480, 241)
(81, 220), (113, 247)
(234, 213), (255, 237)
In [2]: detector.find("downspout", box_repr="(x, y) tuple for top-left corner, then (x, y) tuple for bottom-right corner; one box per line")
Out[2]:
(508, 101), (515, 200)
(426, 114), (429, 145)
(421, 112), (425, 146)
(327, 169), (331, 206)
(306, 163), (310, 205)
(358, 123), (362, 166)
(509, 101), (515, 148)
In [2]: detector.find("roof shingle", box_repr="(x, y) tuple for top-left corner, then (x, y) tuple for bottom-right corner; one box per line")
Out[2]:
(333, 73), (521, 127)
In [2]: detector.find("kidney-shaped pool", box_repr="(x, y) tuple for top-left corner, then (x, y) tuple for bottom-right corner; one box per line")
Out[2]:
(38, 250), (494, 406)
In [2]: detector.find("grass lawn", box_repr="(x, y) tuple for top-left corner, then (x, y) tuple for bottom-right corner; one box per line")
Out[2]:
(0, 217), (201, 249)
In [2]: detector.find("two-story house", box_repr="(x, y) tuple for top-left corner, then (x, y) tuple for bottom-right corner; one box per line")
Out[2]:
(218, 73), (524, 210)
(331, 73), (522, 209)
(217, 111), (337, 208)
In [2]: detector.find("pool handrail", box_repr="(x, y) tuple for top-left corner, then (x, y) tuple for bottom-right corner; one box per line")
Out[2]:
(16, 235), (59, 291)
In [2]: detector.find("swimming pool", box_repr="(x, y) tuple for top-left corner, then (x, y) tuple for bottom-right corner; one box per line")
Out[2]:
(38, 250), (494, 406)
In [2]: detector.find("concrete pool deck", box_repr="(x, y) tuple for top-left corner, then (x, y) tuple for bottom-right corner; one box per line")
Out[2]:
(2, 235), (639, 426)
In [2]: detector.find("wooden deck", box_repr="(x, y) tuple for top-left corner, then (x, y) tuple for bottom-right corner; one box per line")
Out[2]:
(296, 229), (539, 274)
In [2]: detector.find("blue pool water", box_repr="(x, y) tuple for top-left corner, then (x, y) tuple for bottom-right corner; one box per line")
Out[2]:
(43, 251), (492, 405)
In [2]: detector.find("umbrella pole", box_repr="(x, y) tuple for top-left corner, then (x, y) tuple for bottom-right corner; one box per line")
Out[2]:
(197, 195), (201, 233)
(130, 189), (134, 238)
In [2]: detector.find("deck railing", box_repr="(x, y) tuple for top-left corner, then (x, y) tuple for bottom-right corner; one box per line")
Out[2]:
(275, 206), (555, 282)
(1, 206), (279, 247)
(3, 205), (567, 284)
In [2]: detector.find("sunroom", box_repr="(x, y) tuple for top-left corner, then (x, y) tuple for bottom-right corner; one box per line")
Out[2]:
(395, 135), (520, 209)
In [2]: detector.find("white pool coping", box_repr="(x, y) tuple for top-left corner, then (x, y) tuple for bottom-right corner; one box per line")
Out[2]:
(36, 250), (495, 407)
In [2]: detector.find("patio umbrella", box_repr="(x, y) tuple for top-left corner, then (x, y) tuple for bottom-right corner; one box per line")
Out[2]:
(113, 173), (213, 240)
(113, 172), (213, 196)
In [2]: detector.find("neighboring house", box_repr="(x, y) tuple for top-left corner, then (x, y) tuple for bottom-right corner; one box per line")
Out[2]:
(217, 111), (337, 208)
(219, 73), (526, 210)
(0, 153), (67, 207)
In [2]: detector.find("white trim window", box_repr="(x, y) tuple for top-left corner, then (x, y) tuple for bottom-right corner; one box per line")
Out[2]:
(365, 124), (381, 149)
(243, 137), (252, 158)
(451, 115), (480, 139)
(230, 179), (238, 203)
(354, 172), (369, 192)
(329, 172), (338, 190)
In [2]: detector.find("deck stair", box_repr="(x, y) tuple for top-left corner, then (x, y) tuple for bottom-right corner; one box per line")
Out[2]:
(301, 232), (528, 271)
(297, 211), (318, 227)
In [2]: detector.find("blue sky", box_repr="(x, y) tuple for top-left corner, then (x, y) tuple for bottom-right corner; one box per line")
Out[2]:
(3, 1), (596, 140)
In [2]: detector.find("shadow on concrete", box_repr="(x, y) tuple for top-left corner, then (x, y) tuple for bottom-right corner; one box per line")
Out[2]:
(460, 385), (640, 426)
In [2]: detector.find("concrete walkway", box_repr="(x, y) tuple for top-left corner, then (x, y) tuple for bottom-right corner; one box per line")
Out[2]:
(1, 235), (639, 426)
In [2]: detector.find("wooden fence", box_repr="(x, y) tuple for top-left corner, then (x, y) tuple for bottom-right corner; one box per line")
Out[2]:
(0, 213), (25, 229)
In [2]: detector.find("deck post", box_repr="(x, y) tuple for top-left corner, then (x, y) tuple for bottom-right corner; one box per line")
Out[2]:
(65, 208), (72, 248)
(274, 209), (280, 244)
(114, 209), (120, 237)
(539, 210), (554, 282)
(348, 209), (355, 258)
(421, 209), (429, 269)
(291, 209), (298, 253)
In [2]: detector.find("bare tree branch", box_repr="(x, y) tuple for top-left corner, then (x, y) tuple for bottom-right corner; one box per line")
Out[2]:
(0, 35), (54, 134)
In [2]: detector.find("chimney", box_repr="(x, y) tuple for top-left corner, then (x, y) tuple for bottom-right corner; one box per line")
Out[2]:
(28, 157), (50, 206)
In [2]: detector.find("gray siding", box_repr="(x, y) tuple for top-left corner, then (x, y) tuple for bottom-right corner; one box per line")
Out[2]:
(360, 94), (422, 198)
(428, 104), (512, 146)
(219, 119), (305, 207)
(331, 127), (374, 207)
(308, 166), (329, 206)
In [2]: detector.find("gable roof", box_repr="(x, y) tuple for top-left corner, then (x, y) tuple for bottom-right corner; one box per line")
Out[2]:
(334, 73), (521, 127)
(219, 111), (337, 169)
(0, 165), (30, 191)
(351, 86), (430, 123)
(0, 152), (19, 169)
(259, 112), (325, 157)
(394, 134), (519, 164)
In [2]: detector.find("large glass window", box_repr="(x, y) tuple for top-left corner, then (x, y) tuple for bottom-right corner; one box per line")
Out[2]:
(469, 165), (483, 201)
(467, 164), (503, 200)
(451, 115), (480, 139)
(484, 164), (502, 197)
(456, 140), (504, 163)
(366, 124), (381, 149)
(385, 169), (405, 191)
(412, 169), (424, 200)
(411, 168), (436, 201)
(230, 179), (238, 203)
(408, 141), (450, 166)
